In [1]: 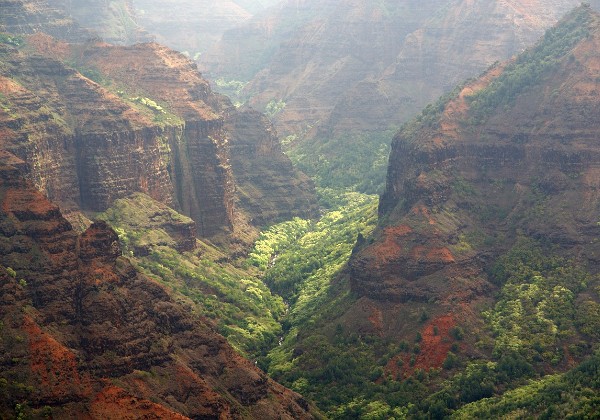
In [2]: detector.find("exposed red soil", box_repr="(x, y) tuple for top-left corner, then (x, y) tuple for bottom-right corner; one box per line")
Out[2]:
(386, 314), (458, 379)
(369, 225), (412, 263)
(409, 246), (455, 264)
(23, 315), (92, 400)
(367, 306), (384, 334)
(27, 33), (72, 61)
(2, 188), (58, 216)
(411, 204), (436, 225)
(89, 385), (190, 420)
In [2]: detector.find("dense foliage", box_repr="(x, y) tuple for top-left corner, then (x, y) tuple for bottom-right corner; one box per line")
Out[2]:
(467, 5), (592, 122)
(249, 189), (377, 326)
(288, 131), (393, 194)
(453, 352), (600, 418)
(255, 230), (600, 417)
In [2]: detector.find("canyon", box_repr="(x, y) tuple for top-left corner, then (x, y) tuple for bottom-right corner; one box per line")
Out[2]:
(205, 0), (600, 139)
(1, 0), (600, 418)
(263, 6), (600, 417)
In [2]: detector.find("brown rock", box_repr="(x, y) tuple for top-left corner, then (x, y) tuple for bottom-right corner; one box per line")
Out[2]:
(0, 163), (320, 418)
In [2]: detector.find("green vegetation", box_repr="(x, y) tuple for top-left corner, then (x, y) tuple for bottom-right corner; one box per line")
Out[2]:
(256, 230), (600, 417)
(467, 6), (593, 123)
(288, 130), (394, 194)
(485, 241), (592, 366)
(264, 99), (286, 118)
(129, 96), (165, 113)
(0, 33), (24, 47)
(453, 352), (600, 418)
(98, 194), (284, 356)
(248, 190), (418, 416)
(213, 78), (247, 107)
(405, 239), (599, 417)
(255, 189), (377, 322)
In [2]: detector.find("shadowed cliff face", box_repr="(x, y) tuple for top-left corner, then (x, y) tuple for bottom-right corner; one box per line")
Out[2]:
(350, 6), (600, 316)
(203, 0), (600, 141)
(54, 0), (152, 44)
(0, 163), (318, 419)
(0, 34), (317, 237)
(0, 0), (152, 45)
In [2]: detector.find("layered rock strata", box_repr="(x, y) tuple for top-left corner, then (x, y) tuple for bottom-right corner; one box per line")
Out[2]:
(203, 0), (600, 141)
(351, 6), (600, 305)
(0, 162), (318, 418)
(0, 34), (317, 238)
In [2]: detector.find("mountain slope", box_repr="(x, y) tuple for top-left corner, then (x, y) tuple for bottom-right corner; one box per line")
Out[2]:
(0, 33), (317, 239)
(0, 164), (319, 419)
(131, 0), (259, 55)
(261, 6), (600, 416)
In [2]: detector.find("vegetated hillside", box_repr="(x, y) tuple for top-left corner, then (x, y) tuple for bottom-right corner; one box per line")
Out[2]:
(259, 6), (600, 417)
(131, 0), (280, 57)
(0, 32), (317, 241)
(0, 163), (320, 419)
(96, 193), (288, 358)
(203, 0), (600, 193)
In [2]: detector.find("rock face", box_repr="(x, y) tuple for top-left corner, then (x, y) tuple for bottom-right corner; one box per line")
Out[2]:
(0, 32), (317, 237)
(203, 0), (600, 140)
(351, 6), (600, 309)
(54, 0), (152, 44)
(0, 163), (318, 419)
(226, 109), (319, 225)
(0, 0), (92, 42)
(0, 0), (152, 45)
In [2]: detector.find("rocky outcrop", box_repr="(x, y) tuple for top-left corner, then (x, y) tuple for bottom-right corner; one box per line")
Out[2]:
(99, 192), (197, 254)
(0, 0), (92, 42)
(0, 33), (317, 238)
(0, 162), (319, 418)
(226, 109), (319, 225)
(351, 6), (600, 305)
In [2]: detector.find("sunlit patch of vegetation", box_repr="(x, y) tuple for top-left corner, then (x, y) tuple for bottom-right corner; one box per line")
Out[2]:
(264, 99), (286, 118)
(98, 194), (284, 357)
(0, 33), (24, 47)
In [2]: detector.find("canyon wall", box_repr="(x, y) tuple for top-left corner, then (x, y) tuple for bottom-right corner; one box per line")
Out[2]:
(0, 35), (317, 237)
(351, 5), (600, 311)
(0, 162), (318, 418)
(203, 0), (600, 141)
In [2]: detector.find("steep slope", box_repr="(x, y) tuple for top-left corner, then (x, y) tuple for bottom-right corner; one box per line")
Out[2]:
(0, 162), (318, 419)
(261, 6), (600, 417)
(0, 33), (317, 238)
(203, 0), (600, 192)
(0, 0), (92, 42)
(54, 0), (152, 44)
(366, 5), (600, 299)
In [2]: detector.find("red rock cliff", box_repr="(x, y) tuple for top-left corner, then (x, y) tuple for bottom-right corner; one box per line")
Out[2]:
(0, 35), (317, 238)
(351, 6), (600, 307)
(0, 161), (319, 418)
